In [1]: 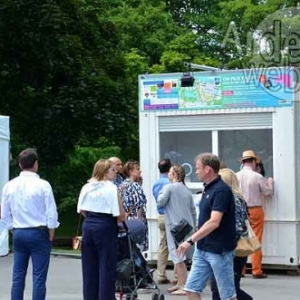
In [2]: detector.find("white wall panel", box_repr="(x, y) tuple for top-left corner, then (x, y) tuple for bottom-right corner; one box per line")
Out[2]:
(140, 106), (300, 266)
(159, 113), (272, 131)
(0, 116), (10, 204)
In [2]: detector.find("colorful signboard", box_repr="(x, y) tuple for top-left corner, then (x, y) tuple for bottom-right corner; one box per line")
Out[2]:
(140, 68), (295, 111)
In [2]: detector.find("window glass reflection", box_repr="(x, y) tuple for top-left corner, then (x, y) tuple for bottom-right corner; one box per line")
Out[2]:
(160, 131), (212, 182)
(218, 129), (273, 177)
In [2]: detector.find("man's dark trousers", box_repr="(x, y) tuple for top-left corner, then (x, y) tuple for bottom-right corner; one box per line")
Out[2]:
(11, 228), (51, 300)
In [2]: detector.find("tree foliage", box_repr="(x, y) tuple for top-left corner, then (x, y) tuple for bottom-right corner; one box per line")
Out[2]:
(217, 0), (300, 67)
(1, 0), (297, 229)
(0, 0), (132, 166)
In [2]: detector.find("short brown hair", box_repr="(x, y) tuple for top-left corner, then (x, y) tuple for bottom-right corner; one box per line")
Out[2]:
(158, 158), (171, 174)
(18, 148), (38, 169)
(220, 161), (227, 169)
(195, 153), (220, 173)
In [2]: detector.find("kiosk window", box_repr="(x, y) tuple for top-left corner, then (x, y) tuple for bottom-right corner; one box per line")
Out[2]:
(218, 129), (273, 177)
(160, 131), (212, 182)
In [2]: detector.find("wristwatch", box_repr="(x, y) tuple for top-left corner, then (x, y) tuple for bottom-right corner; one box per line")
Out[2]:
(186, 237), (194, 246)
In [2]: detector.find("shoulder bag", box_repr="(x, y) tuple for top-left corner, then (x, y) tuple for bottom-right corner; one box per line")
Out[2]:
(235, 219), (261, 257)
(72, 214), (82, 250)
(171, 219), (193, 245)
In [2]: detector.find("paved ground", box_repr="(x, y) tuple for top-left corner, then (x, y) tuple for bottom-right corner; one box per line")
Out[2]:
(0, 254), (299, 299)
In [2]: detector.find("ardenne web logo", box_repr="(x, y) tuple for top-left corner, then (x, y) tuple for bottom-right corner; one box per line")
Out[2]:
(221, 7), (300, 98)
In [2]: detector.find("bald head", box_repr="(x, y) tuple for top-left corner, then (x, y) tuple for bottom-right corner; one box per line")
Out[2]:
(109, 157), (123, 172)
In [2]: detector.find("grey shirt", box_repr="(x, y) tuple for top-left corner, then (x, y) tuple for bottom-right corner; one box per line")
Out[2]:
(157, 182), (197, 232)
(157, 181), (197, 262)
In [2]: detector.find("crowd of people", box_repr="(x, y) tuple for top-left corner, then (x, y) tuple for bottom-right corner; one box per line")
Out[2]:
(153, 150), (273, 299)
(0, 147), (274, 300)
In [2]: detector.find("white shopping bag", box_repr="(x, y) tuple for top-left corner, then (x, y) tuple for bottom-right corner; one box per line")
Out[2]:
(0, 219), (9, 256)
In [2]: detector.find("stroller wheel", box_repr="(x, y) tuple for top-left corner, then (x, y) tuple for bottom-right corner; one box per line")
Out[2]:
(158, 294), (165, 300)
(151, 292), (159, 300)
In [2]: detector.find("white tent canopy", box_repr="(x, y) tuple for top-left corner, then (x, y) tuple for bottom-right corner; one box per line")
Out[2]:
(0, 115), (10, 200)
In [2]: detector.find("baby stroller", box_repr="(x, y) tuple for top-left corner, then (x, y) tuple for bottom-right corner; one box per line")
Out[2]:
(116, 220), (165, 300)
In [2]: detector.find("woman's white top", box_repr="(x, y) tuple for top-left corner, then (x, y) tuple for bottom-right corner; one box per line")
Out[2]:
(77, 180), (120, 216)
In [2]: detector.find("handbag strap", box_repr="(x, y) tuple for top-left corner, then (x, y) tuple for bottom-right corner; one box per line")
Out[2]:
(76, 214), (82, 236)
(245, 219), (255, 238)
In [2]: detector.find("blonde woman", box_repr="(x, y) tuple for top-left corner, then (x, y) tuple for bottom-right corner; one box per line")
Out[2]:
(77, 159), (126, 300)
(211, 168), (252, 300)
(157, 164), (197, 296)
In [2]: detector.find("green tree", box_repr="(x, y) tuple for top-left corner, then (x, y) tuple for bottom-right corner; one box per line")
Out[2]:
(165, 0), (230, 66)
(0, 0), (132, 167)
(218, 0), (300, 68)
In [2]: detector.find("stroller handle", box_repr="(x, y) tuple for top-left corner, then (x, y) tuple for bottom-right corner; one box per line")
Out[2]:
(122, 221), (129, 232)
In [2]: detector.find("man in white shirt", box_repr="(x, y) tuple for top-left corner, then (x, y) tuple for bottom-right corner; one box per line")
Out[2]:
(1, 148), (59, 300)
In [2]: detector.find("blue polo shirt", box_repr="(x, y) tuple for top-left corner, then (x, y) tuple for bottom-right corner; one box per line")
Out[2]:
(197, 176), (236, 254)
(152, 174), (170, 215)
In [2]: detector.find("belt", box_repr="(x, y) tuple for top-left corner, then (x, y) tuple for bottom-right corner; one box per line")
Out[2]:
(86, 212), (113, 218)
(13, 226), (48, 230)
(248, 206), (262, 209)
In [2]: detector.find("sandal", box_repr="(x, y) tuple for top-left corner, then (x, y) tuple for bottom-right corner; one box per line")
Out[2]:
(170, 289), (187, 295)
(167, 285), (180, 293)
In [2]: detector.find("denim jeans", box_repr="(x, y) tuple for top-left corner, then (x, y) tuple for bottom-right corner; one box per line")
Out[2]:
(11, 228), (52, 300)
(211, 256), (253, 300)
(185, 248), (236, 300)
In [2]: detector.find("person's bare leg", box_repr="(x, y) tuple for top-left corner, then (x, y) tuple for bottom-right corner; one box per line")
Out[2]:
(173, 263), (178, 283)
(186, 291), (201, 300)
(176, 262), (187, 287)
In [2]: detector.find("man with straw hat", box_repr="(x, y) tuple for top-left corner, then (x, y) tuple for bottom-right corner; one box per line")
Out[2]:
(236, 150), (274, 279)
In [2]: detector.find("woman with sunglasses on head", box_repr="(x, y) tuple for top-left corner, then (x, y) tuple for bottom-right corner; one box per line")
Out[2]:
(120, 160), (148, 251)
(157, 164), (197, 296)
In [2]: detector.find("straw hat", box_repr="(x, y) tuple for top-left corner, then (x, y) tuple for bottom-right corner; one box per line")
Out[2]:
(240, 150), (257, 161)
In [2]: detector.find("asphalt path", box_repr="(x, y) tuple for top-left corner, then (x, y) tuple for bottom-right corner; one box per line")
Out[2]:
(0, 254), (299, 299)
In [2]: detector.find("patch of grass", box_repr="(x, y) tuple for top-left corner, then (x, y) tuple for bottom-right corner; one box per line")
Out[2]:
(52, 248), (81, 254)
(55, 209), (81, 238)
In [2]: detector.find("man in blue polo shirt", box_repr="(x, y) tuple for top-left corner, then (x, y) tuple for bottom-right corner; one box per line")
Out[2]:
(152, 158), (172, 284)
(177, 153), (237, 300)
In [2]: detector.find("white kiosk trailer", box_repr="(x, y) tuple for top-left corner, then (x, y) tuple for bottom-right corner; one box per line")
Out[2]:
(139, 66), (300, 270)
(0, 115), (10, 256)
(0, 115), (10, 199)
